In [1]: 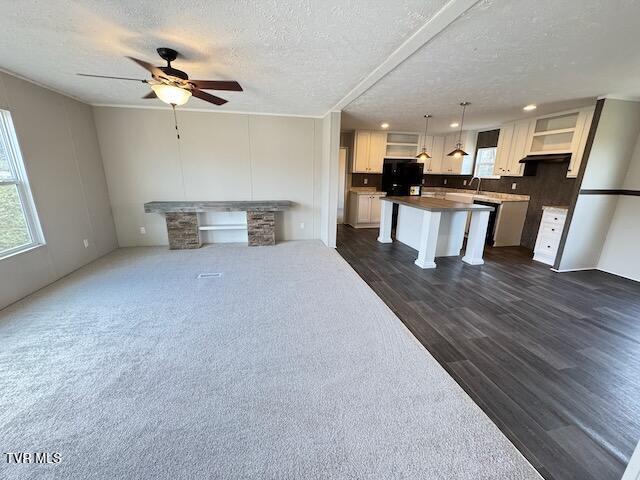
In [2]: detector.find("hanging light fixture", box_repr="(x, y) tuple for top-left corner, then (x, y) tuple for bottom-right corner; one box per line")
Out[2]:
(416, 114), (432, 161)
(447, 102), (470, 158)
(151, 84), (192, 106)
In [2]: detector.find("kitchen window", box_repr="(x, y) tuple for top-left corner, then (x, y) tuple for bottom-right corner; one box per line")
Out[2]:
(0, 109), (43, 259)
(474, 147), (498, 178)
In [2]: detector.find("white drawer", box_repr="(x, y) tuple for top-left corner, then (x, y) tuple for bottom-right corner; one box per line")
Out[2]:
(536, 235), (560, 253)
(540, 223), (562, 238)
(542, 212), (566, 226)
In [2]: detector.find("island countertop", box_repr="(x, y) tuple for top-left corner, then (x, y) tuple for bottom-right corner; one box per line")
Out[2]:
(382, 196), (494, 212)
(144, 200), (293, 213)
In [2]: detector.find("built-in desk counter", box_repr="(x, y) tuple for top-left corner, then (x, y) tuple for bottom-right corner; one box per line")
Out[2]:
(378, 196), (494, 269)
(144, 201), (292, 249)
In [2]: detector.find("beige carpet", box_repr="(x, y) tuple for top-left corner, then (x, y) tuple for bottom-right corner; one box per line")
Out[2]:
(0, 241), (541, 479)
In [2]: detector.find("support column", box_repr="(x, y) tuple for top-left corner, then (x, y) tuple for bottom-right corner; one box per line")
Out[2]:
(415, 210), (441, 269)
(247, 210), (276, 246)
(462, 210), (490, 265)
(166, 212), (201, 250)
(377, 200), (393, 243)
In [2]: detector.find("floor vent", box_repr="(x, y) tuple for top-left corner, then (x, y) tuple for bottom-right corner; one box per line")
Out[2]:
(197, 273), (222, 279)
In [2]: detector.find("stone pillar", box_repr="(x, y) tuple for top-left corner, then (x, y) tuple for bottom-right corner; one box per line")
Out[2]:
(247, 211), (276, 246)
(165, 212), (201, 250)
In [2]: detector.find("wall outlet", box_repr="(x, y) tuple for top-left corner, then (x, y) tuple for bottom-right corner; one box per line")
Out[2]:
(463, 179), (467, 186)
(444, 179), (448, 185)
(83, 239), (89, 248)
(363, 178), (368, 185)
(421, 178), (425, 184)
(299, 222), (305, 230)
(140, 227), (146, 234)
(511, 183), (517, 190)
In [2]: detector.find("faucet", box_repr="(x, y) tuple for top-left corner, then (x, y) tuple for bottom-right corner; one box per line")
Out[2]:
(469, 176), (482, 194)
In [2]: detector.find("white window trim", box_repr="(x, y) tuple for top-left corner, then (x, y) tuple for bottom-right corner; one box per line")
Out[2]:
(0, 109), (45, 261)
(473, 146), (500, 179)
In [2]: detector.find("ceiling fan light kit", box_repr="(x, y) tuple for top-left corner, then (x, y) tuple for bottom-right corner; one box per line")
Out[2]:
(78, 47), (242, 108)
(151, 84), (192, 106)
(447, 102), (470, 157)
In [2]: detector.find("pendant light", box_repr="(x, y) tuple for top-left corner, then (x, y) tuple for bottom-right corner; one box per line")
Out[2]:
(447, 102), (470, 158)
(416, 114), (432, 161)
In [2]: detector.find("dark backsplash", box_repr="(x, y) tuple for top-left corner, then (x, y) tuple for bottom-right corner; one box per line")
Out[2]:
(352, 173), (383, 190)
(350, 162), (576, 249)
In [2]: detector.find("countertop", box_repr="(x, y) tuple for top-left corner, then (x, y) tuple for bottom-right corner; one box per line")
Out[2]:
(542, 205), (569, 214)
(422, 187), (530, 203)
(382, 196), (494, 212)
(349, 187), (386, 195)
(144, 200), (293, 213)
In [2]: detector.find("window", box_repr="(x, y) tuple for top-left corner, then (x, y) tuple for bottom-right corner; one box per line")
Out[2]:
(0, 110), (43, 259)
(474, 147), (498, 178)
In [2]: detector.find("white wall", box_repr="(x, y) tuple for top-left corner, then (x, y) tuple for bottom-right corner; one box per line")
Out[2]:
(597, 131), (640, 281)
(0, 71), (117, 309)
(319, 111), (341, 247)
(558, 99), (640, 272)
(93, 107), (324, 246)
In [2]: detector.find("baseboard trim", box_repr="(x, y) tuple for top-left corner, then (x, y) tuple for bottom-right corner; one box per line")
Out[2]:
(596, 267), (640, 283)
(550, 267), (596, 273)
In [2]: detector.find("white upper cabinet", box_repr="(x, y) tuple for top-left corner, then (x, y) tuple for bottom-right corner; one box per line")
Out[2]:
(352, 130), (423, 173)
(353, 130), (371, 173)
(353, 130), (388, 173)
(442, 131), (476, 175)
(494, 123), (514, 176)
(494, 105), (595, 178)
(567, 108), (595, 178)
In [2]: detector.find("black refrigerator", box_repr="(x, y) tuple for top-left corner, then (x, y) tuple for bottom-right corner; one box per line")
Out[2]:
(381, 159), (424, 196)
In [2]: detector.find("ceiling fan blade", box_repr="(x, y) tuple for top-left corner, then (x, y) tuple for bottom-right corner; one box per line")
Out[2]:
(142, 91), (157, 99)
(126, 56), (165, 78)
(77, 73), (147, 82)
(189, 80), (243, 91)
(191, 89), (228, 105)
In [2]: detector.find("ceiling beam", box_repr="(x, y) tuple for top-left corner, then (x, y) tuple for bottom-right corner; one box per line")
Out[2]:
(328, 0), (480, 114)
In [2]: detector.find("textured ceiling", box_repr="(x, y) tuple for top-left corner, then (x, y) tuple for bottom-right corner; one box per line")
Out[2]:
(0, 0), (448, 115)
(342, 0), (640, 134)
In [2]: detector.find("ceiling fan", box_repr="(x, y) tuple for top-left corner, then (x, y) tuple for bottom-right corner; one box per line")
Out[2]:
(78, 47), (242, 107)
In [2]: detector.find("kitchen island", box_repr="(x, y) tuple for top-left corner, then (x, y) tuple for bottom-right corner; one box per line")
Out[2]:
(377, 196), (494, 268)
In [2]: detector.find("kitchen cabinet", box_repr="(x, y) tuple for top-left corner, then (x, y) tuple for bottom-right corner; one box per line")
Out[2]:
(421, 135), (445, 174)
(494, 106), (595, 178)
(494, 119), (534, 177)
(567, 108), (594, 178)
(353, 130), (387, 173)
(533, 206), (567, 265)
(441, 131), (476, 175)
(347, 191), (386, 228)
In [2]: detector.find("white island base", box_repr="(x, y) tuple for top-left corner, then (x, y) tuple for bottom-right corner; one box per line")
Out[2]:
(377, 196), (493, 269)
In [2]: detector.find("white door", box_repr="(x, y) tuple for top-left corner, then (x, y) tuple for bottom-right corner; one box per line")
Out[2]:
(369, 196), (382, 223)
(353, 130), (370, 173)
(357, 195), (371, 223)
(368, 131), (387, 173)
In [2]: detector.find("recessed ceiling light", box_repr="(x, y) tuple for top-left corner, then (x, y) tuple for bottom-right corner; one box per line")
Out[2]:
(450, 122), (459, 128)
(380, 123), (389, 129)
(523, 104), (537, 111)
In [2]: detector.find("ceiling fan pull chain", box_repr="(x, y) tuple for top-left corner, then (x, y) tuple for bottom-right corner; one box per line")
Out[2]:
(172, 104), (181, 140)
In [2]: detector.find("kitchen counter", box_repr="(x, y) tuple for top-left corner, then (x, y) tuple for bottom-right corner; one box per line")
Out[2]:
(422, 187), (530, 203)
(542, 205), (569, 214)
(382, 196), (494, 212)
(349, 187), (386, 195)
(379, 196), (494, 269)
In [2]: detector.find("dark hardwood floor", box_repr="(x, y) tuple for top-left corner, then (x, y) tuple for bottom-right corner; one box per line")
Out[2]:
(336, 224), (640, 480)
